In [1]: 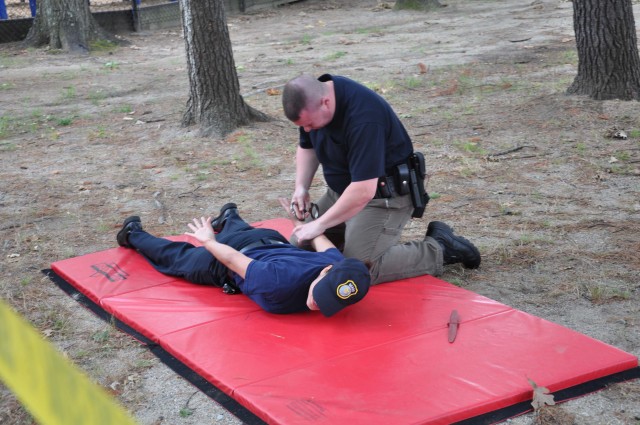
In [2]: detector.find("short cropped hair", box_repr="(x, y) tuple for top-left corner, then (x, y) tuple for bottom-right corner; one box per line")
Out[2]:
(282, 74), (325, 121)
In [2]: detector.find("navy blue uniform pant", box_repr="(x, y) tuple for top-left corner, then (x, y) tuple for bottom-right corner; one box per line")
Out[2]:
(128, 211), (287, 286)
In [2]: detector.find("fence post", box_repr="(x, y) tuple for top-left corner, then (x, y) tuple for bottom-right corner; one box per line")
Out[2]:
(131, 0), (140, 32)
(29, 0), (36, 17)
(0, 0), (8, 20)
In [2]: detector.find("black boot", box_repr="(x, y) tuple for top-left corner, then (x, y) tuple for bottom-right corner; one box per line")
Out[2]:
(117, 216), (142, 248)
(211, 203), (238, 233)
(426, 221), (481, 269)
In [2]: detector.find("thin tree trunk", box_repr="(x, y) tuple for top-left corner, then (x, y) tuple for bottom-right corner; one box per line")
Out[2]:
(567, 0), (640, 100)
(180, 0), (270, 137)
(23, 0), (114, 54)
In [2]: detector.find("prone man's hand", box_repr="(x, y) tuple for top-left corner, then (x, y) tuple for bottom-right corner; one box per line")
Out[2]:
(185, 216), (216, 244)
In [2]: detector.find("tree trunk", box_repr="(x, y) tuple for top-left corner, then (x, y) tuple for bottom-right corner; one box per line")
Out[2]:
(567, 0), (640, 100)
(179, 0), (270, 137)
(23, 0), (114, 54)
(394, 0), (443, 11)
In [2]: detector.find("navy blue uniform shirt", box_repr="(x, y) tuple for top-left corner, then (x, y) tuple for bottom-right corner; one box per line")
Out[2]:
(299, 74), (414, 194)
(236, 244), (345, 314)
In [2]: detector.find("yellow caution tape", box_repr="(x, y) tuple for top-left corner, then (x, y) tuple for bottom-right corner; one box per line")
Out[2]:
(0, 299), (138, 425)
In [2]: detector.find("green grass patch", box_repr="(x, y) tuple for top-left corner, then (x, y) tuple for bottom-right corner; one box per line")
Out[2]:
(355, 26), (384, 35)
(62, 86), (77, 100)
(92, 329), (111, 343)
(114, 104), (133, 114)
(56, 117), (73, 126)
(0, 142), (17, 151)
(325, 51), (347, 61)
(403, 76), (423, 89)
(455, 140), (486, 155)
(104, 61), (119, 70)
(179, 408), (194, 418)
(628, 129), (640, 138)
(89, 39), (118, 53)
(88, 90), (107, 105)
(614, 151), (630, 161)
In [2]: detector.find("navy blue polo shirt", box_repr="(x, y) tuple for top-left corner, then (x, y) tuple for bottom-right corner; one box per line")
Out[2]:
(299, 74), (413, 194)
(235, 244), (344, 314)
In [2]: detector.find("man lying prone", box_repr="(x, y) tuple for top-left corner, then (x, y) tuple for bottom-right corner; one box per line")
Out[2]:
(116, 199), (370, 317)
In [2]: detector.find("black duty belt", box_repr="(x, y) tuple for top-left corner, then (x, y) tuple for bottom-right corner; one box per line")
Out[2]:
(373, 152), (429, 218)
(239, 238), (288, 254)
(374, 175), (402, 199)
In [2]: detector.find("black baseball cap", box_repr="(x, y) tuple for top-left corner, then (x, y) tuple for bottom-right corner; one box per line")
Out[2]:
(313, 258), (370, 317)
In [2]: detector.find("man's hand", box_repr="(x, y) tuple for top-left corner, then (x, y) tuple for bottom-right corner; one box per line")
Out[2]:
(185, 216), (216, 244)
(280, 197), (324, 243)
(290, 187), (311, 221)
(290, 220), (326, 244)
(279, 197), (301, 224)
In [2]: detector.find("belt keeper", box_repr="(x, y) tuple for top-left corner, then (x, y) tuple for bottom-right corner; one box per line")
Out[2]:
(376, 176), (393, 198)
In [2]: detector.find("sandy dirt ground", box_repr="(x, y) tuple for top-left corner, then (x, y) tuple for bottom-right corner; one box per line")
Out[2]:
(1, 0), (639, 424)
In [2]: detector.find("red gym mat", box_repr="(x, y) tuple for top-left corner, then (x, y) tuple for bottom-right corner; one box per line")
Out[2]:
(46, 218), (639, 424)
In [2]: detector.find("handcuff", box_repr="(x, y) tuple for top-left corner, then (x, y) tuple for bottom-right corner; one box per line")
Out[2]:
(290, 202), (319, 221)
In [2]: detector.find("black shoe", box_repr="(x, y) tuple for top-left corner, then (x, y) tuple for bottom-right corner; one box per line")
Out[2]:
(426, 221), (481, 269)
(211, 203), (238, 233)
(117, 216), (142, 248)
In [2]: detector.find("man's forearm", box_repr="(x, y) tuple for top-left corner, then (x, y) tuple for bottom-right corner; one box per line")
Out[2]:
(316, 179), (378, 229)
(295, 146), (319, 191)
(310, 234), (336, 252)
(202, 240), (251, 279)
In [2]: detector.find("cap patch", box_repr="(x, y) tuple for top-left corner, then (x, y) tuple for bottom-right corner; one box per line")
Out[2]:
(336, 280), (358, 300)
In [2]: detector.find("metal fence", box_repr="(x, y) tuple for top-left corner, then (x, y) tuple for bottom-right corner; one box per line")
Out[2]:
(0, 0), (180, 42)
(0, 0), (297, 43)
(0, 0), (167, 20)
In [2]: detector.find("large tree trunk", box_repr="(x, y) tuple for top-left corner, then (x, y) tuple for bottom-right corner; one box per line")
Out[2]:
(179, 0), (270, 137)
(23, 0), (114, 54)
(567, 0), (640, 100)
(394, 0), (443, 11)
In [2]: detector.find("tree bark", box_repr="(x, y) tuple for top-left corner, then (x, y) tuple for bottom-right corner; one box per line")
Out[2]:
(567, 0), (640, 100)
(394, 0), (443, 11)
(23, 0), (114, 54)
(179, 0), (270, 137)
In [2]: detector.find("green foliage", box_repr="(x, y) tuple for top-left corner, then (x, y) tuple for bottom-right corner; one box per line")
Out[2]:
(456, 140), (486, 155)
(92, 329), (111, 343)
(104, 61), (119, 70)
(325, 51), (347, 61)
(89, 39), (118, 53)
(0, 116), (9, 139)
(179, 408), (194, 418)
(62, 86), (77, 100)
(355, 26), (384, 35)
(56, 117), (73, 126)
(628, 129), (640, 138)
(394, 0), (441, 11)
(0, 142), (17, 151)
(88, 90), (107, 105)
(115, 104), (133, 113)
(404, 76), (422, 89)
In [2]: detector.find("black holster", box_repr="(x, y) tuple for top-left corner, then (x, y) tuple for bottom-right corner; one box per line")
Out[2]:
(407, 152), (429, 218)
(376, 153), (430, 218)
